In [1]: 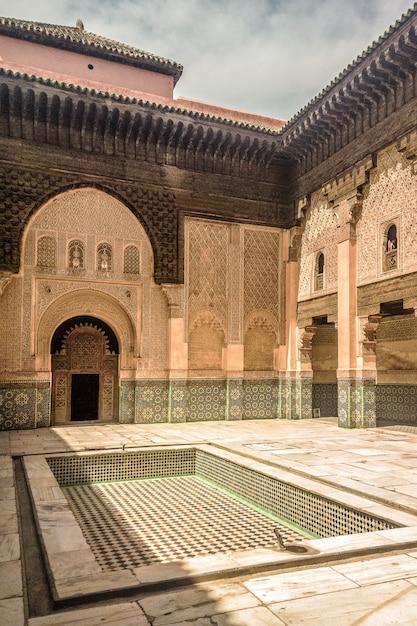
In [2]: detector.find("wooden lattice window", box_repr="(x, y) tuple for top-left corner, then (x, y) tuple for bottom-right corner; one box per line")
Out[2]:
(123, 245), (140, 275)
(37, 236), (57, 268)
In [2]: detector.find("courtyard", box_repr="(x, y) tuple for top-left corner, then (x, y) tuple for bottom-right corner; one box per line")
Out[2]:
(2, 417), (417, 624)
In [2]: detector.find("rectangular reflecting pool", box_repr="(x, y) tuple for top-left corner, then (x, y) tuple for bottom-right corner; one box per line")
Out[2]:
(23, 445), (417, 607)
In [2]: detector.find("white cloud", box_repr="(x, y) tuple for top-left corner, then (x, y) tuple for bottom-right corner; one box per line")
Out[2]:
(0, 0), (413, 120)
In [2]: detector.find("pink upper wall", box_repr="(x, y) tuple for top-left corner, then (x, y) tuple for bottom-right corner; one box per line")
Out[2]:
(177, 98), (286, 130)
(0, 36), (174, 99)
(0, 34), (286, 128)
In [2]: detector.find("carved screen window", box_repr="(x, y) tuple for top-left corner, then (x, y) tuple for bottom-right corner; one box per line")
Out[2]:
(37, 236), (57, 268)
(97, 243), (113, 272)
(384, 224), (397, 271)
(123, 245), (140, 275)
(68, 240), (85, 270)
(315, 252), (324, 290)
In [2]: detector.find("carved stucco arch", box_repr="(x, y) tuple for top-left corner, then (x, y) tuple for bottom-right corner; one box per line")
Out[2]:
(20, 183), (156, 272)
(244, 309), (279, 371)
(244, 309), (279, 341)
(37, 289), (137, 371)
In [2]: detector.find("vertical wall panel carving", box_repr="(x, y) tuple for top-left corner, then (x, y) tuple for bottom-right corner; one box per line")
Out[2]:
(298, 194), (338, 300)
(187, 220), (228, 368)
(243, 229), (280, 369)
(187, 220), (228, 327)
(189, 313), (225, 370)
(102, 374), (114, 420)
(244, 228), (280, 321)
(0, 277), (22, 372)
(148, 286), (169, 369)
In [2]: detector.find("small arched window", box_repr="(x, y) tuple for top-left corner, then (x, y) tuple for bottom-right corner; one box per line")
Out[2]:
(68, 240), (85, 270)
(315, 252), (324, 290)
(97, 243), (113, 272)
(384, 223), (398, 271)
(37, 236), (56, 269)
(123, 245), (140, 275)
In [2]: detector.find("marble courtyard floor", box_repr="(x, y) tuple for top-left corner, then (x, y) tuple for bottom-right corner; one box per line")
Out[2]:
(2, 417), (417, 624)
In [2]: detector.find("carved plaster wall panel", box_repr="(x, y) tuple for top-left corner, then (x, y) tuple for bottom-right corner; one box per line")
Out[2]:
(298, 192), (338, 300)
(244, 310), (278, 371)
(0, 277), (23, 372)
(357, 146), (417, 284)
(186, 220), (282, 372)
(15, 188), (159, 373)
(244, 228), (281, 325)
(186, 219), (229, 368)
(189, 312), (225, 370)
(187, 219), (229, 330)
(148, 286), (169, 370)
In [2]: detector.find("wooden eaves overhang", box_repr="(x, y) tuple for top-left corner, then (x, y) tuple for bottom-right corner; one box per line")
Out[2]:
(0, 69), (284, 180)
(281, 3), (417, 179)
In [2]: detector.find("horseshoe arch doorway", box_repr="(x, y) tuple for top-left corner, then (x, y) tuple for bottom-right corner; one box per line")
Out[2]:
(51, 316), (119, 424)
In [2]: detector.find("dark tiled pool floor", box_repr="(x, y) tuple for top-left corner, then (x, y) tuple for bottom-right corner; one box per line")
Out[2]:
(63, 476), (306, 570)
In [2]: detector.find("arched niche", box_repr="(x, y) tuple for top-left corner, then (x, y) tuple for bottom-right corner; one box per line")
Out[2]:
(244, 311), (278, 371)
(37, 289), (137, 372)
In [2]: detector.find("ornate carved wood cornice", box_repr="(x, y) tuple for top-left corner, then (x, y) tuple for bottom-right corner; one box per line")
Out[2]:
(0, 71), (284, 180)
(280, 6), (417, 175)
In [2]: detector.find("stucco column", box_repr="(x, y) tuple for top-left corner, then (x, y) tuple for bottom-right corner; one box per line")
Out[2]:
(336, 194), (372, 427)
(161, 285), (188, 374)
(280, 229), (304, 419)
(161, 284), (188, 423)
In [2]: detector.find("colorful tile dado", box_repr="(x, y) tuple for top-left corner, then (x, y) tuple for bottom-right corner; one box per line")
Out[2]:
(337, 378), (377, 428)
(242, 380), (279, 419)
(187, 382), (227, 422)
(119, 381), (135, 424)
(226, 379), (244, 420)
(134, 382), (169, 423)
(376, 384), (417, 424)
(169, 381), (188, 423)
(0, 382), (50, 430)
(312, 383), (338, 418)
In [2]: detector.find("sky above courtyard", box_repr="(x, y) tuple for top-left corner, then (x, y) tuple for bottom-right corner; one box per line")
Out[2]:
(0, 0), (414, 121)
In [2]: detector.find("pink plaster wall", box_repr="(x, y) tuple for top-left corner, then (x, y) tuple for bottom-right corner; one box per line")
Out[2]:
(0, 36), (174, 99)
(176, 97), (286, 129)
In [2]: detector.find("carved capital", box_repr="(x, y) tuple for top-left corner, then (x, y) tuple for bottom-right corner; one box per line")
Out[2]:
(299, 325), (317, 362)
(161, 284), (184, 318)
(361, 314), (382, 356)
(288, 228), (302, 262)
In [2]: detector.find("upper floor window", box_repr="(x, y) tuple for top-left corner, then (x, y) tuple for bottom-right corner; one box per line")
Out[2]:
(36, 236), (56, 269)
(315, 252), (324, 290)
(384, 223), (397, 271)
(123, 245), (140, 275)
(68, 240), (85, 270)
(97, 243), (113, 272)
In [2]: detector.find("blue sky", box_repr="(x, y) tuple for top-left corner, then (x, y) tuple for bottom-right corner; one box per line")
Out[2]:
(0, 0), (414, 120)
